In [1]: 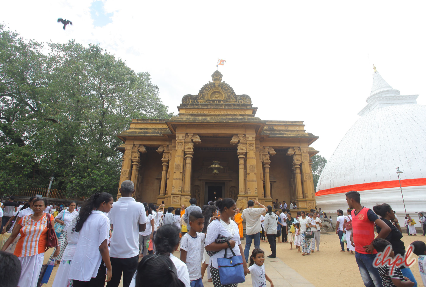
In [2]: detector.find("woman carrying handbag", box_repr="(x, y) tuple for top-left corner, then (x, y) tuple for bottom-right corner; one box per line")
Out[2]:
(1, 197), (59, 287)
(205, 198), (249, 287)
(50, 201), (79, 264)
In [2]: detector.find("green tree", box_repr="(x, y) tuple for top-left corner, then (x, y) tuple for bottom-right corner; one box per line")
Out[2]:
(311, 154), (327, 191)
(0, 25), (172, 198)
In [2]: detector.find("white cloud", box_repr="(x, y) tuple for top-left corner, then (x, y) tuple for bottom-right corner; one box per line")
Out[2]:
(2, 0), (426, 159)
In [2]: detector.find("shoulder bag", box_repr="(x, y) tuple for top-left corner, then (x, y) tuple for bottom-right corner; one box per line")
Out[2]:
(305, 227), (315, 239)
(53, 211), (65, 239)
(46, 214), (58, 249)
(217, 241), (245, 285)
(344, 217), (352, 231)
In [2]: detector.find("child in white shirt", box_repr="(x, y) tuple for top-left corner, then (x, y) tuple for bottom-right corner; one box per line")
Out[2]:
(412, 241), (426, 287)
(180, 211), (205, 286)
(248, 248), (274, 287)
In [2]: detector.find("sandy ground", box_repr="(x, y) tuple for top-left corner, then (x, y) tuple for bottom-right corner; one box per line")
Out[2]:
(41, 232), (426, 287)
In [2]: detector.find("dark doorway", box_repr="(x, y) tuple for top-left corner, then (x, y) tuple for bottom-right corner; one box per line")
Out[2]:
(205, 182), (224, 203)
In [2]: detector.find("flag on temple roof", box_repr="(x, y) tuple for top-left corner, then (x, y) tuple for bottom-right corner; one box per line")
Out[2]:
(217, 59), (226, 65)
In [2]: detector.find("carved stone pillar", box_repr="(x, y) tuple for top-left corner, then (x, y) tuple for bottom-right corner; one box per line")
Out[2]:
(231, 135), (247, 196)
(301, 148), (315, 200)
(261, 147), (276, 199)
(131, 145), (147, 194)
(246, 133), (257, 196)
(183, 134), (200, 196)
(238, 154), (245, 195)
(287, 147), (303, 199)
(157, 145), (170, 196)
(264, 160), (271, 198)
(117, 145), (133, 199)
(172, 133), (186, 199)
(183, 150), (193, 194)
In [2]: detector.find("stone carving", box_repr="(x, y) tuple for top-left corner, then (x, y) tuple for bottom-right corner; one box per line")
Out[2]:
(172, 195), (180, 204)
(248, 165), (256, 173)
(121, 169), (130, 177)
(229, 186), (238, 200)
(261, 147), (276, 163)
(181, 71), (252, 105)
(175, 163), (181, 171)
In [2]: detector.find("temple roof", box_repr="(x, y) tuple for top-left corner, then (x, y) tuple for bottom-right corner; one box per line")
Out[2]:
(178, 70), (256, 114)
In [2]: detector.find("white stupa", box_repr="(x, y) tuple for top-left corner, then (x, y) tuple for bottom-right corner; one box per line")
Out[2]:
(316, 67), (426, 220)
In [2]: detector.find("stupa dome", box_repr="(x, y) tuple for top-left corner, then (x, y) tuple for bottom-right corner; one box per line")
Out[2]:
(316, 69), (426, 217)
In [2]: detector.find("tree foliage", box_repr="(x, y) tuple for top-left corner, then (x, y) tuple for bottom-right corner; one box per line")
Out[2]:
(311, 154), (327, 191)
(0, 25), (172, 198)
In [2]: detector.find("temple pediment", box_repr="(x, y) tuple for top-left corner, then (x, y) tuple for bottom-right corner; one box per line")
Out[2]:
(179, 71), (255, 114)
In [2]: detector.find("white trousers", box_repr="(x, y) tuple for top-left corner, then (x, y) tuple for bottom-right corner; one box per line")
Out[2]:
(346, 230), (355, 251)
(18, 253), (44, 287)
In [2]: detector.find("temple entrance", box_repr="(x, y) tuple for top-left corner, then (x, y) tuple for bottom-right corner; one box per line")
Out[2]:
(205, 182), (224, 203)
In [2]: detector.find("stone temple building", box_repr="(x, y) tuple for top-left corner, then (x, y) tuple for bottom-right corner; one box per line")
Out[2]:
(117, 71), (318, 210)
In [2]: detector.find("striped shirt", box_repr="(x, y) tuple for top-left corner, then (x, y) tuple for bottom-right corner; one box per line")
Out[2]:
(14, 213), (53, 257)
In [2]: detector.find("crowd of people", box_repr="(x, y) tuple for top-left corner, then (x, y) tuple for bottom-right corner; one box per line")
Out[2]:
(1, 186), (426, 287)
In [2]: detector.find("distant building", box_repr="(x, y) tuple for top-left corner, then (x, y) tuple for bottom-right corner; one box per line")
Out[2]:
(316, 68), (426, 218)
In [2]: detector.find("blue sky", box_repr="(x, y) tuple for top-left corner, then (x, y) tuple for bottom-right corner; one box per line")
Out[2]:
(90, 1), (113, 27)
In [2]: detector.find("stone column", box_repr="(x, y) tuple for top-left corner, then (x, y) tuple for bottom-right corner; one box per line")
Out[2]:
(157, 145), (170, 196)
(117, 145), (132, 199)
(301, 148), (315, 200)
(294, 162), (303, 199)
(183, 149), (193, 194)
(172, 133), (186, 198)
(245, 133), (257, 196)
(287, 147), (303, 199)
(264, 160), (271, 198)
(238, 154), (246, 195)
(131, 145), (146, 194)
(261, 147), (276, 200)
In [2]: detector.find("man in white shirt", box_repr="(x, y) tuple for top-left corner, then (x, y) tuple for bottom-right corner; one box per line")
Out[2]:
(107, 180), (146, 287)
(279, 209), (288, 243)
(242, 200), (267, 262)
(283, 201), (288, 210)
(336, 210), (346, 252)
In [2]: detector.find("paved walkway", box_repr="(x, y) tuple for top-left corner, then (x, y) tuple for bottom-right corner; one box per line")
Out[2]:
(201, 256), (315, 287)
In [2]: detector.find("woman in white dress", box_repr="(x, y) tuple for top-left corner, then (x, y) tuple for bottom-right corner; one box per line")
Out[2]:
(205, 198), (249, 287)
(50, 201), (79, 263)
(52, 217), (79, 287)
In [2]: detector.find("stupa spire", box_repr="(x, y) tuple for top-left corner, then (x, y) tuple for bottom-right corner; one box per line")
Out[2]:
(370, 66), (394, 96)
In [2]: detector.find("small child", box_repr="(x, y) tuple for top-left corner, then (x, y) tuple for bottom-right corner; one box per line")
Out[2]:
(411, 241), (426, 286)
(372, 238), (415, 287)
(180, 211), (205, 287)
(248, 248), (274, 287)
(154, 224), (190, 287)
(294, 223), (301, 252)
(288, 223), (295, 250)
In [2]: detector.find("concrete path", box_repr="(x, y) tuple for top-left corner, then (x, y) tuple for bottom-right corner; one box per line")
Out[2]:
(201, 256), (315, 287)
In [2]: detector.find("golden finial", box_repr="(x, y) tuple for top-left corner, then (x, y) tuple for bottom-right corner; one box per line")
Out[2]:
(373, 64), (377, 73)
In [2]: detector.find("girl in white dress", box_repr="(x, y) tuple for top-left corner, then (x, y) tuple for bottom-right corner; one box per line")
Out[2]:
(68, 192), (113, 287)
